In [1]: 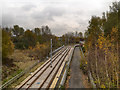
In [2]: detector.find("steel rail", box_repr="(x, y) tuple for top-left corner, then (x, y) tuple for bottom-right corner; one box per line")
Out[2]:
(46, 47), (71, 89)
(18, 47), (66, 89)
(25, 48), (68, 89)
(38, 47), (71, 89)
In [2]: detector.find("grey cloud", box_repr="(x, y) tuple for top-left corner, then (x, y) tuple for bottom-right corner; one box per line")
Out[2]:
(32, 6), (66, 23)
(2, 3), (36, 28)
(2, 14), (15, 27)
(44, 7), (65, 16)
(21, 4), (36, 11)
(52, 24), (76, 36)
(1, 0), (115, 36)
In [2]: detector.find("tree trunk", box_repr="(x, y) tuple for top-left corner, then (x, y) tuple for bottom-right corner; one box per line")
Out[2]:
(95, 46), (100, 86)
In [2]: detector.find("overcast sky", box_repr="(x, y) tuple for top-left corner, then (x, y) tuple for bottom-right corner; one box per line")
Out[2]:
(0, 0), (118, 36)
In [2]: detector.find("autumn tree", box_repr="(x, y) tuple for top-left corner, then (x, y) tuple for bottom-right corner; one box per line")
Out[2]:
(41, 26), (51, 35)
(78, 32), (83, 38)
(24, 30), (37, 48)
(103, 2), (118, 37)
(84, 1), (120, 88)
(34, 28), (40, 36)
(12, 25), (24, 37)
(118, 1), (120, 86)
(2, 30), (14, 60)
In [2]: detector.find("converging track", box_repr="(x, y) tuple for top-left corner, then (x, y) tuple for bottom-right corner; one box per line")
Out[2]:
(18, 46), (71, 89)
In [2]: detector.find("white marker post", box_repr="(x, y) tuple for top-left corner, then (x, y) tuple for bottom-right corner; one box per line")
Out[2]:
(50, 39), (52, 67)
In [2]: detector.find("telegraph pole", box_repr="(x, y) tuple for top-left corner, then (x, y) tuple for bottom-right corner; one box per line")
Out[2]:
(50, 39), (52, 67)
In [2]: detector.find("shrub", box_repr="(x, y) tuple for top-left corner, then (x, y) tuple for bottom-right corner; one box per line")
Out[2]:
(2, 30), (14, 60)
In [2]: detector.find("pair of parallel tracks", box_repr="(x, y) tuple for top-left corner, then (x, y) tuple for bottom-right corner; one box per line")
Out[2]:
(18, 46), (71, 89)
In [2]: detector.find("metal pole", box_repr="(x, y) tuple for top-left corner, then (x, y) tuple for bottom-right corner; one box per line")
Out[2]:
(50, 39), (52, 67)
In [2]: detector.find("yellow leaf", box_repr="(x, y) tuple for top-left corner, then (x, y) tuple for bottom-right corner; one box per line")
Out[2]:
(101, 84), (105, 88)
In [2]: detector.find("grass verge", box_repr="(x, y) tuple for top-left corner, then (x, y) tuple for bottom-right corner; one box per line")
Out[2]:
(8, 61), (45, 88)
(79, 48), (91, 88)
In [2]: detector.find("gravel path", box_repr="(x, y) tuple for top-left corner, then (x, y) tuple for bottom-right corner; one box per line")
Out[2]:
(69, 47), (84, 88)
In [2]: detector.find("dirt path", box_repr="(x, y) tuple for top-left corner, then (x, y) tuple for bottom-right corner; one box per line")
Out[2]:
(69, 47), (84, 88)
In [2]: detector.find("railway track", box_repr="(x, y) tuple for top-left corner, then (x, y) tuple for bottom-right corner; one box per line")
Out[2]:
(18, 46), (71, 89)
(40, 47), (71, 89)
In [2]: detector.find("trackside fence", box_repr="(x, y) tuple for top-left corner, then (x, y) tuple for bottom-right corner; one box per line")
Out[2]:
(79, 45), (96, 88)
(59, 45), (75, 87)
